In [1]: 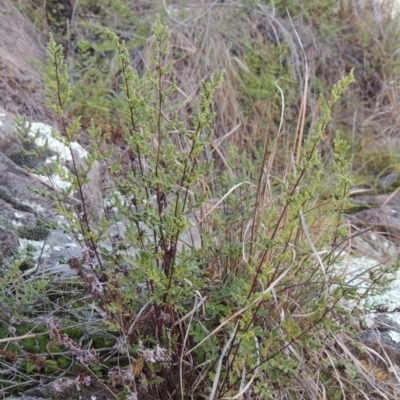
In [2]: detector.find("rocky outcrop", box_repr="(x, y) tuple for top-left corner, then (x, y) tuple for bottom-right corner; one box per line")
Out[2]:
(358, 312), (400, 385)
(4, 377), (112, 400)
(6, 378), (111, 400)
(347, 196), (400, 390)
(5, 397), (48, 400)
(351, 192), (400, 244)
(0, 107), (201, 276)
(344, 189), (400, 263)
(0, 107), (102, 274)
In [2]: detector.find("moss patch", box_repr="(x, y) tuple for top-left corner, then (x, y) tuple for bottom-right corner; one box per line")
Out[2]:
(17, 224), (49, 241)
(0, 186), (36, 214)
(9, 151), (40, 169)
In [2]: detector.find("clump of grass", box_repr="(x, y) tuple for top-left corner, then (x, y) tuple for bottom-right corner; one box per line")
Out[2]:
(17, 0), (400, 180)
(2, 13), (399, 400)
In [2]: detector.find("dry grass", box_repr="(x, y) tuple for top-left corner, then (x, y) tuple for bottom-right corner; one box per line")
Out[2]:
(98, 0), (400, 174)
(4, 0), (400, 172)
(144, 1), (306, 161)
(0, 0), (54, 123)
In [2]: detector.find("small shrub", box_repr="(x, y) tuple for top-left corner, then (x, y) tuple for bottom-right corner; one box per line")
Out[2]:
(2, 13), (396, 400)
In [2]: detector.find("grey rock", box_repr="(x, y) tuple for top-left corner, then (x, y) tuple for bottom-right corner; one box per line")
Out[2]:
(359, 327), (400, 366)
(350, 191), (400, 251)
(379, 172), (400, 189)
(0, 110), (103, 276)
(0, 108), (23, 156)
(5, 397), (49, 400)
(23, 378), (112, 400)
(0, 226), (19, 265)
(351, 191), (400, 209)
(363, 313), (400, 333)
(24, 229), (83, 277)
(352, 205), (400, 242)
(0, 198), (36, 227)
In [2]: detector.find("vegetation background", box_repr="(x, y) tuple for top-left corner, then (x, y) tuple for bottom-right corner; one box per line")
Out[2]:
(1, 0), (400, 399)
(9, 0), (400, 181)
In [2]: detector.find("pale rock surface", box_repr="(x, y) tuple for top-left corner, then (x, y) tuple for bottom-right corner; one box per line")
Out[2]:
(0, 108), (102, 273)
(338, 253), (400, 380)
(347, 191), (400, 373)
(5, 378), (111, 400)
(0, 107), (201, 277)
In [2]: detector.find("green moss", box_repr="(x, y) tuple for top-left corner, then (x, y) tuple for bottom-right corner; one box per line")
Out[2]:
(14, 242), (44, 271)
(17, 258), (37, 272)
(9, 151), (40, 169)
(23, 336), (48, 354)
(44, 359), (59, 373)
(0, 215), (15, 231)
(56, 356), (71, 369)
(63, 326), (85, 340)
(17, 224), (49, 241)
